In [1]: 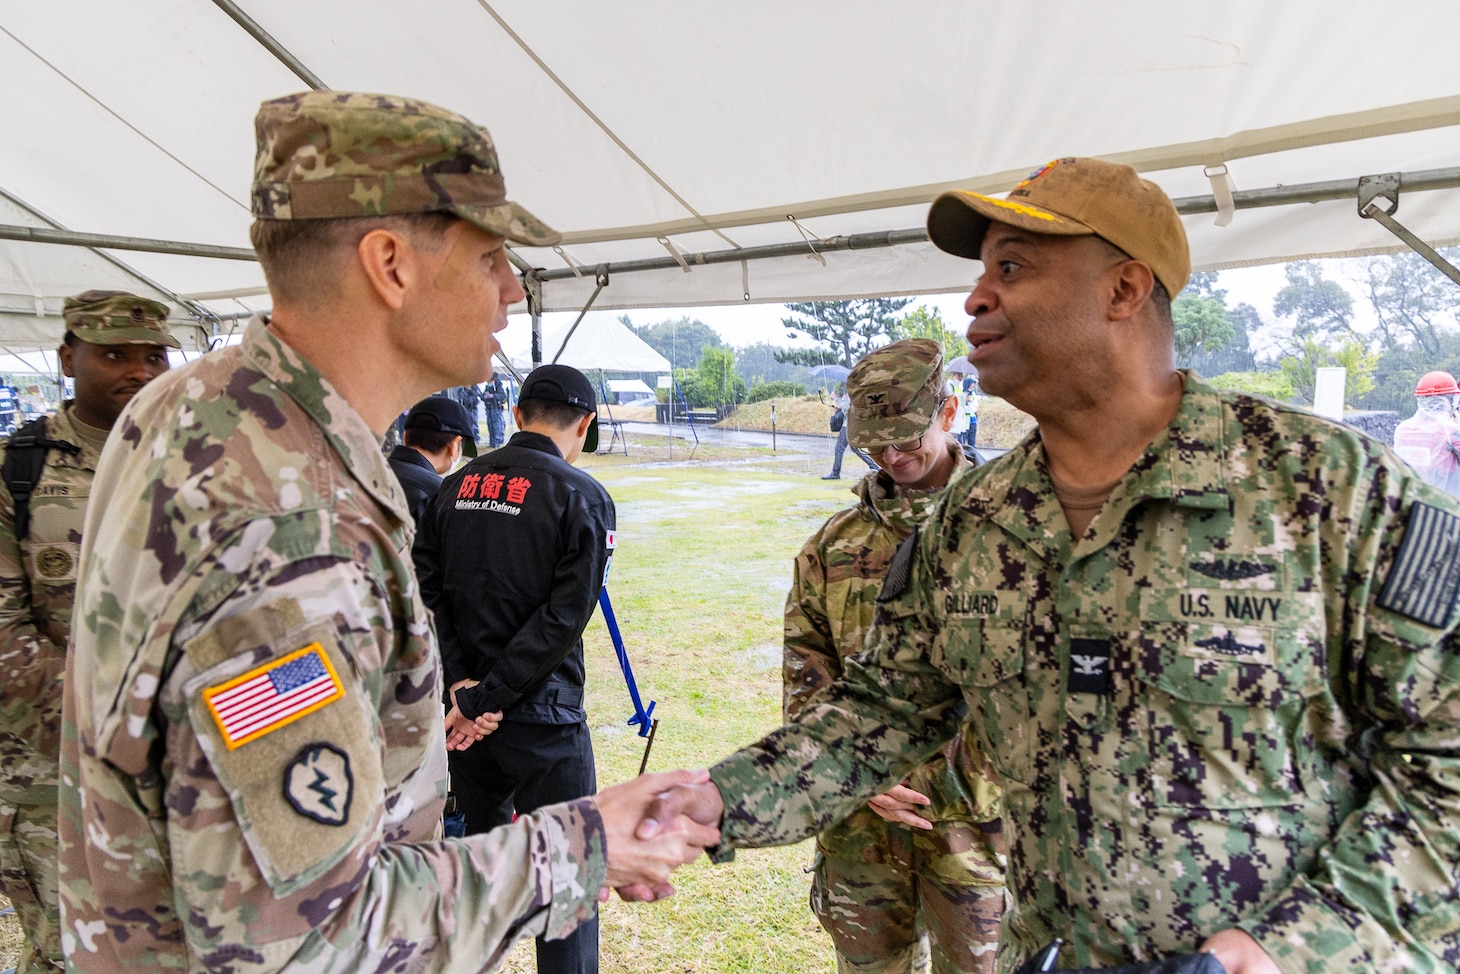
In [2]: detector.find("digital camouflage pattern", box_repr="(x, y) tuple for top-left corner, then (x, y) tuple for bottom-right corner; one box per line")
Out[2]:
(845, 338), (946, 450)
(785, 439), (1004, 974)
(0, 404), (101, 972)
(714, 374), (1460, 972)
(252, 91), (561, 247)
(61, 290), (180, 348)
(58, 317), (608, 972)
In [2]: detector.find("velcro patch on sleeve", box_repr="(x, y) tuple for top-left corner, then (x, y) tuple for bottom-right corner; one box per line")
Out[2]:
(186, 621), (384, 896)
(1377, 502), (1460, 630)
(204, 643), (345, 750)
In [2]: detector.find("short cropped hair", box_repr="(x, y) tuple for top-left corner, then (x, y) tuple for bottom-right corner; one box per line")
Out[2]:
(249, 212), (459, 306)
(518, 398), (591, 432)
(403, 427), (458, 454)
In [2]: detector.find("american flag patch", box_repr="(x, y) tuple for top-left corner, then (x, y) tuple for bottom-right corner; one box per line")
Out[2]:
(204, 644), (345, 750)
(1378, 502), (1460, 629)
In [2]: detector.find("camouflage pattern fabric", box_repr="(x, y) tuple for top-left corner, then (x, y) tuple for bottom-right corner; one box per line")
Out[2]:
(0, 404), (98, 972)
(58, 317), (608, 972)
(61, 290), (181, 348)
(252, 91), (561, 247)
(845, 338), (946, 451)
(713, 373), (1460, 972)
(786, 439), (1003, 973)
(811, 838), (1006, 974)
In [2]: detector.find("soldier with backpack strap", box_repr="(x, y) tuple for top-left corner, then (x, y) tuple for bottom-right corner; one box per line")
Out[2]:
(0, 290), (175, 973)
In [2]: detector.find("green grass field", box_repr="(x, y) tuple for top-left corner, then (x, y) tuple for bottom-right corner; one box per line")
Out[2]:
(490, 453), (851, 972)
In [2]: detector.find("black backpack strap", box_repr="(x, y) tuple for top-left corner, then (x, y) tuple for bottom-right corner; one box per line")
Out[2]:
(2, 417), (79, 541)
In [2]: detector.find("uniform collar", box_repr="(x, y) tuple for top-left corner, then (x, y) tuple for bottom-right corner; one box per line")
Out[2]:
(242, 316), (410, 523)
(46, 403), (101, 467)
(962, 371), (1230, 565)
(1113, 370), (1229, 510)
(857, 438), (973, 533)
(388, 444), (438, 473)
(505, 429), (565, 459)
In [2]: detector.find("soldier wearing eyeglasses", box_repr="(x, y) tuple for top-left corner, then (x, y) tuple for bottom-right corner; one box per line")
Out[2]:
(785, 338), (1004, 974)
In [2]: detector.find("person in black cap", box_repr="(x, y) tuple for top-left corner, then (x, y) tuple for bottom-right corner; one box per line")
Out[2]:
(414, 363), (612, 974)
(387, 395), (479, 523)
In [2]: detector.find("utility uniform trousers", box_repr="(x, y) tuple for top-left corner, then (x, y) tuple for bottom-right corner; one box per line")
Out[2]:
(811, 821), (1006, 974)
(0, 798), (63, 972)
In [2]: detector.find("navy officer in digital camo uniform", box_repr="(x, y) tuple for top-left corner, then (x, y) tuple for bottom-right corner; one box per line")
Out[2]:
(643, 157), (1460, 973)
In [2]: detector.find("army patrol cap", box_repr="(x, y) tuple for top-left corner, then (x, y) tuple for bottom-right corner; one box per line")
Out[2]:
(846, 338), (945, 450)
(62, 290), (181, 349)
(927, 157), (1191, 298)
(251, 91), (561, 247)
(519, 364), (599, 453)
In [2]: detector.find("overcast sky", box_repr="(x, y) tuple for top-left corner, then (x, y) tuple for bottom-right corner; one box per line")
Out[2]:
(505, 257), (1396, 363)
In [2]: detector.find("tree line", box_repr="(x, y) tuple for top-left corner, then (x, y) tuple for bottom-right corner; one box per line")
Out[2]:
(619, 301), (967, 408)
(613, 249), (1460, 414)
(1179, 251), (1460, 414)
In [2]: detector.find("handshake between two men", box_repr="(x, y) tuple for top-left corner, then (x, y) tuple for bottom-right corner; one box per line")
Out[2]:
(442, 678), (722, 902)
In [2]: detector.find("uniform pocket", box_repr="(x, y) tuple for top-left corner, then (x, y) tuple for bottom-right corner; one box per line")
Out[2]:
(1137, 589), (1326, 809)
(944, 593), (1033, 785)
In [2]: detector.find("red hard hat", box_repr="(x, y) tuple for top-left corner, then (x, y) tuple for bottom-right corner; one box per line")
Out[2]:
(1416, 371), (1460, 396)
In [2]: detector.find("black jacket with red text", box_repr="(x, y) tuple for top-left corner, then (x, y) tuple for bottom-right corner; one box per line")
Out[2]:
(415, 430), (615, 724)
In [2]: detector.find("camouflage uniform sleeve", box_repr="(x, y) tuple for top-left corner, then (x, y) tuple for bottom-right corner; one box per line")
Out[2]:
(783, 527), (842, 721)
(1241, 462), (1460, 972)
(69, 551), (607, 972)
(714, 525), (967, 850)
(0, 456), (65, 769)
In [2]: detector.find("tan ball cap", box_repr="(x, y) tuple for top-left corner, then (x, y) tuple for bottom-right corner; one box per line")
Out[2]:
(251, 91), (561, 247)
(927, 157), (1191, 298)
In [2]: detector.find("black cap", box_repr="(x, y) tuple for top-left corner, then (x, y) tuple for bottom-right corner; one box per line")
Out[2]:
(519, 364), (598, 453)
(403, 395), (478, 457)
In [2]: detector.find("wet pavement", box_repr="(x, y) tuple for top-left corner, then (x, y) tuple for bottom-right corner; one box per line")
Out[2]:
(610, 421), (1006, 463)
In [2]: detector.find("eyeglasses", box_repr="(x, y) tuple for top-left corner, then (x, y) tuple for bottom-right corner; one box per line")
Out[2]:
(866, 435), (924, 456)
(864, 397), (950, 456)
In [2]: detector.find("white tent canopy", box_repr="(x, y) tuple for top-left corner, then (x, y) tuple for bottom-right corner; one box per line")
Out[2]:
(499, 316), (671, 374)
(3, 1), (1460, 351)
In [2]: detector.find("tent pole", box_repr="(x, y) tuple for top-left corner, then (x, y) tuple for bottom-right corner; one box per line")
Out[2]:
(523, 166), (1460, 284)
(551, 268), (609, 364)
(211, 0), (326, 89)
(0, 187), (210, 323)
(9, 165), (1460, 305)
(1357, 173), (1460, 287)
(0, 225), (254, 261)
(520, 269), (545, 371)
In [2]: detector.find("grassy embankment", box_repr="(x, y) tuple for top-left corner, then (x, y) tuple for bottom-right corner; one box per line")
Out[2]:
(610, 394), (1037, 449)
(719, 394), (1036, 448)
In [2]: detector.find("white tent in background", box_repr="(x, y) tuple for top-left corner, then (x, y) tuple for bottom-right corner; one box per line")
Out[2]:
(606, 380), (654, 402)
(2, 1), (1460, 351)
(499, 315), (671, 375)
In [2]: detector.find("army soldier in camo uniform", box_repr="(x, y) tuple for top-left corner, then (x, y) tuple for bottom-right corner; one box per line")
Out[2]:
(57, 92), (717, 973)
(786, 338), (1004, 974)
(646, 157), (1460, 973)
(0, 291), (175, 973)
